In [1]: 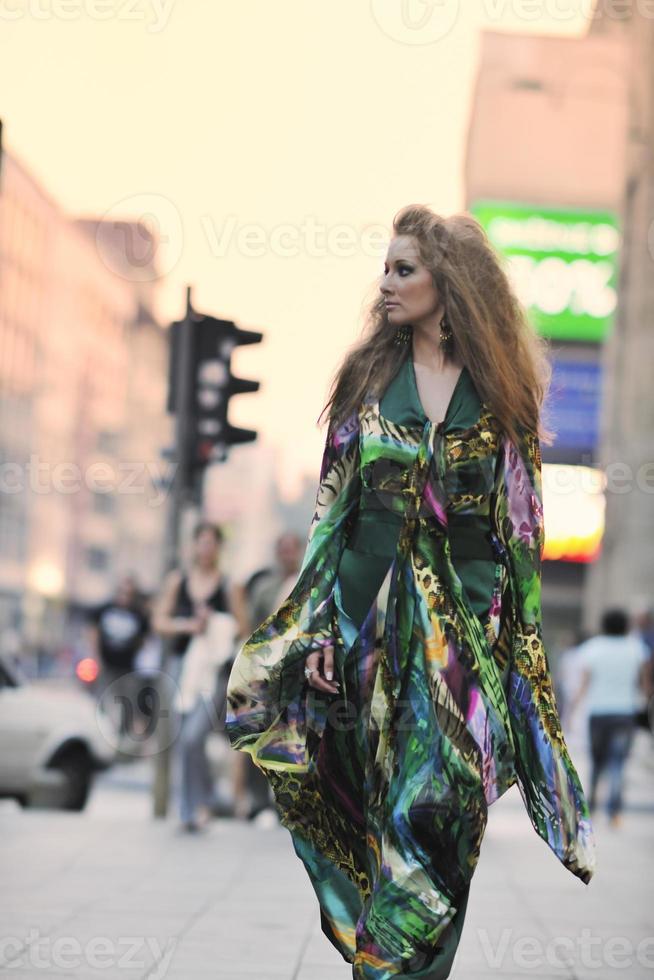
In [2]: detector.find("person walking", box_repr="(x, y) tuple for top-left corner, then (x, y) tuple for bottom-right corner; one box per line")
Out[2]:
(225, 206), (596, 978)
(567, 608), (650, 829)
(247, 531), (305, 634)
(88, 574), (150, 739)
(234, 531), (306, 823)
(556, 628), (592, 750)
(153, 521), (249, 831)
(629, 599), (654, 731)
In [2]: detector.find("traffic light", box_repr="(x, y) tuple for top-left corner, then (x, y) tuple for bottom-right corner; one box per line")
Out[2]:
(167, 312), (263, 469)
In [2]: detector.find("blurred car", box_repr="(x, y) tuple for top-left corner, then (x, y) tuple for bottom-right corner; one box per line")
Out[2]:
(0, 653), (116, 811)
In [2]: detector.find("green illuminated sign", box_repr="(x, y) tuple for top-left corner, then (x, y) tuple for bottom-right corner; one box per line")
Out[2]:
(470, 201), (620, 342)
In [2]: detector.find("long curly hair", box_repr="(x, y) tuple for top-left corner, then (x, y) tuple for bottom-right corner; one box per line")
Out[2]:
(317, 204), (554, 448)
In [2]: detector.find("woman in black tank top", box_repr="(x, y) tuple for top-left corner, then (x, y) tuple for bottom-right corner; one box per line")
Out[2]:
(153, 521), (247, 659)
(152, 520), (250, 830)
(171, 574), (230, 656)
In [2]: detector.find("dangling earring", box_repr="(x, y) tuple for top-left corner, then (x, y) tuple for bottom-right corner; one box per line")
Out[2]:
(393, 323), (412, 346)
(439, 314), (453, 352)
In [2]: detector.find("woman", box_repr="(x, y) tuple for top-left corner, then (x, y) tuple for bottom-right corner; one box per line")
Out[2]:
(153, 520), (250, 830)
(225, 206), (596, 978)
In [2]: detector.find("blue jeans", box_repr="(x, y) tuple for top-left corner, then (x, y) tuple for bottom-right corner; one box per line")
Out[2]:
(588, 712), (635, 817)
(174, 657), (229, 825)
(178, 694), (220, 824)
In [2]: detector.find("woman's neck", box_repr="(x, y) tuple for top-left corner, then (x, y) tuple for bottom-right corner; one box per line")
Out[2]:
(412, 328), (462, 373)
(190, 562), (221, 580)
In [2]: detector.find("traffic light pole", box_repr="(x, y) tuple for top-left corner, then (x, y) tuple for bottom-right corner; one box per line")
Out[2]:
(153, 291), (262, 817)
(153, 284), (195, 819)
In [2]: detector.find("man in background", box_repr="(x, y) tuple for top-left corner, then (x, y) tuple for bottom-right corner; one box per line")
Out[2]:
(567, 608), (650, 829)
(232, 531), (304, 823)
(87, 574), (150, 739)
(247, 531), (305, 632)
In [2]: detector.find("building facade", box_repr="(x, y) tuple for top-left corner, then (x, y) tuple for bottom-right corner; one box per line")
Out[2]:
(0, 147), (172, 662)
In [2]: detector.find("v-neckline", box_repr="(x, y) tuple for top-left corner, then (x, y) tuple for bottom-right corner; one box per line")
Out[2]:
(408, 345), (466, 429)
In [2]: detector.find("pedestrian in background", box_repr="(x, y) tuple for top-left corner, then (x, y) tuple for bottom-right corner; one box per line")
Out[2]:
(232, 531), (305, 823)
(568, 608), (650, 828)
(152, 521), (250, 831)
(87, 574), (150, 739)
(556, 627), (592, 748)
(629, 599), (654, 731)
(247, 531), (304, 631)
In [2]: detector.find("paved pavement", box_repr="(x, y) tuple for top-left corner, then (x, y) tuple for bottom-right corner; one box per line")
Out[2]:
(1, 729), (653, 980)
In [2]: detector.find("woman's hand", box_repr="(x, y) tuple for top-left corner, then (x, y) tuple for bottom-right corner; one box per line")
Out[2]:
(304, 644), (340, 694)
(189, 605), (210, 635)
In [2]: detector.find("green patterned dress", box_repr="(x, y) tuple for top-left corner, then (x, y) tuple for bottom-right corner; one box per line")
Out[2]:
(336, 352), (496, 635)
(225, 337), (596, 979)
(324, 355), (495, 976)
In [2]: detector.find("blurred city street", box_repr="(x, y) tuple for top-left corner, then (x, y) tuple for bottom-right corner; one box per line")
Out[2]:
(2, 729), (653, 980)
(2, 3), (654, 979)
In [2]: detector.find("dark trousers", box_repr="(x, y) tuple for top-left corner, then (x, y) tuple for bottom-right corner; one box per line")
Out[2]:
(588, 712), (635, 817)
(96, 664), (140, 736)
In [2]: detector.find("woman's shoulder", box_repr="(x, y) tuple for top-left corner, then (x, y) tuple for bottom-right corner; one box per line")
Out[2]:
(161, 567), (185, 592)
(208, 572), (231, 608)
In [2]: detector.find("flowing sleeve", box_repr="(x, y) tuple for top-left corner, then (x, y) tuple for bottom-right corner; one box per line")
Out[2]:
(290, 406), (363, 647)
(224, 407), (361, 760)
(493, 426), (597, 885)
(301, 412), (361, 565)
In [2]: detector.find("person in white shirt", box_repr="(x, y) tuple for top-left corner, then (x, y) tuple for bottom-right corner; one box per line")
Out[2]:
(568, 608), (650, 828)
(556, 628), (592, 750)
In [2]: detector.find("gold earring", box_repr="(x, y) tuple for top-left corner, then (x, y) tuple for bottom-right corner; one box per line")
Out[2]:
(439, 314), (453, 351)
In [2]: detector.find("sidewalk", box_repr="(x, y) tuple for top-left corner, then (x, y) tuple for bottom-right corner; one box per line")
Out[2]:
(1, 730), (652, 980)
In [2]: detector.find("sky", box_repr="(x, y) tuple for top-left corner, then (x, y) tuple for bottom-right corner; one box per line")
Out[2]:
(0, 0), (593, 499)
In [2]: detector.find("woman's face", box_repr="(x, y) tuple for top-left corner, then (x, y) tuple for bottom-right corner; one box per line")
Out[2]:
(380, 235), (442, 327)
(193, 528), (220, 566)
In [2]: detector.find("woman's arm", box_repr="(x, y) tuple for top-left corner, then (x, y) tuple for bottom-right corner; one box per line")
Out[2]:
(566, 667), (591, 720)
(224, 407), (362, 758)
(151, 569), (202, 638)
(493, 427), (596, 884)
